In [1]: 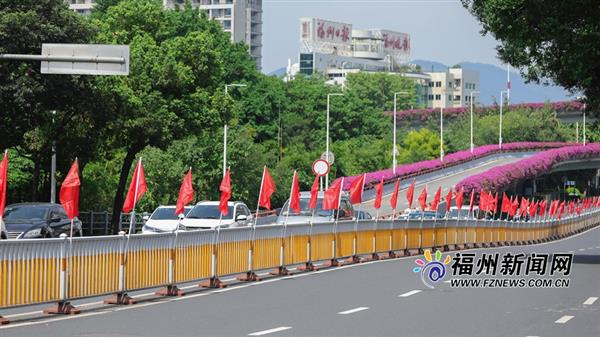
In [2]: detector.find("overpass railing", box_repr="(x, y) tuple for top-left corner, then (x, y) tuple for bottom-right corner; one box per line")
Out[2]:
(1, 209), (599, 318)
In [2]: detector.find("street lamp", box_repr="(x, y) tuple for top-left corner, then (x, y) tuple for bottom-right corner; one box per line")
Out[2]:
(583, 102), (587, 146)
(223, 83), (247, 177)
(499, 90), (507, 149)
(440, 89), (453, 162)
(393, 91), (410, 174)
(50, 110), (57, 203)
(325, 93), (343, 189)
(469, 91), (480, 153)
(341, 61), (348, 88)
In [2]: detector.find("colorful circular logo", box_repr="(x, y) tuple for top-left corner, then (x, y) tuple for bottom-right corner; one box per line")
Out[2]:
(413, 250), (451, 288)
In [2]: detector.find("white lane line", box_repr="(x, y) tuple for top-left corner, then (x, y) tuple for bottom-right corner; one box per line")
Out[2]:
(568, 250), (575, 253)
(443, 280), (451, 283)
(583, 297), (598, 305)
(399, 290), (422, 297)
(596, 246), (600, 249)
(578, 249), (585, 251)
(526, 335), (540, 337)
(555, 315), (574, 324)
(248, 326), (292, 336)
(338, 307), (369, 315)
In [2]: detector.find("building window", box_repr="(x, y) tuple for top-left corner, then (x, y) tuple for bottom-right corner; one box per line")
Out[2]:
(299, 53), (314, 75)
(435, 81), (441, 87)
(428, 81), (434, 87)
(465, 95), (470, 102)
(435, 94), (441, 100)
(454, 95), (461, 101)
(428, 94), (434, 100)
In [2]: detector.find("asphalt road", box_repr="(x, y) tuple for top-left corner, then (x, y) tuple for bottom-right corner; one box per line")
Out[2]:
(359, 152), (535, 217)
(2, 225), (599, 337)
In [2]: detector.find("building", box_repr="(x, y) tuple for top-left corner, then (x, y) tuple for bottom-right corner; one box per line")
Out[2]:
(289, 18), (480, 109)
(67, 0), (263, 70)
(425, 68), (479, 108)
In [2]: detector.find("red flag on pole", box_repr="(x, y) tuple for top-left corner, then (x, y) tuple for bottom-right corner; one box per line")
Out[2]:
(519, 198), (529, 217)
(323, 178), (342, 211)
(430, 187), (441, 211)
(390, 178), (400, 210)
(529, 200), (537, 217)
(509, 196), (519, 217)
(374, 177), (384, 209)
(469, 191), (475, 213)
(549, 200), (557, 217)
(406, 179), (416, 209)
(0, 151), (7, 218)
(455, 187), (464, 211)
(219, 169), (232, 215)
(349, 174), (365, 205)
(501, 193), (510, 213)
(445, 188), (453, 213)
(557, 201), (565, 219)
(59, 159), (80, 220)
(492, 193), (499, 214)
(123, 158), (147, 213)
(418, 185), (428, 211)
(175, 169), (195, 216)
(479, 191), (489, 213)
(309, 175), (319, 209)
(289, 171), (301, 214)
(539, 200), (547, 216)
(258, 166), (276, 210)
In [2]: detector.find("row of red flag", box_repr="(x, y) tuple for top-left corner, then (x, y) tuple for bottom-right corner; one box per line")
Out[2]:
(0, 151), (598, 223)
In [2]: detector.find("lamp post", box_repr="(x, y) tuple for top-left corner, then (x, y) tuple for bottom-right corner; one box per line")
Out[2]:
(50, 110), (57, 203)
(223, 83), (247, 177)
(341, 61), (348, 88)
(325, 93), (343, 189)
(469, 91), (480, 153)
(393, 92), (409, 175)
(583, 102), (587, 146)
(439, 90), (452, 162)
(499, 90), (507, 149)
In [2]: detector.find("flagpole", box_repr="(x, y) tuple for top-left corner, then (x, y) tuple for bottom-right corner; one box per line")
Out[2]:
(254, 166), (266, 227)
(272, 171), (295, 276)
(328, 177), (343, 267)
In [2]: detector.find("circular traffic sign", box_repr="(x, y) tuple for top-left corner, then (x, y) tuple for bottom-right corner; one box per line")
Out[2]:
(320, 150), (335, 165)
(312, 159), (330, 176)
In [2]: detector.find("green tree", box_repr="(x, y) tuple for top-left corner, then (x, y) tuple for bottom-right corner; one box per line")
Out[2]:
(462, 0), (600, 111)
(398, 128), (442, 163)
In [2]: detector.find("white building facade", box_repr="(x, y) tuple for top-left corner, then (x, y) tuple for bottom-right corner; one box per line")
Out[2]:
(67, 0), (263, 70)
(425, 68), (479, 108)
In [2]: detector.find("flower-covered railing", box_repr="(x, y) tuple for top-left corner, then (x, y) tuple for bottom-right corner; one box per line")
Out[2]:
(385, 100), (584, 122)
(336, 142), (575, 191)
(456, 144), (600, 194)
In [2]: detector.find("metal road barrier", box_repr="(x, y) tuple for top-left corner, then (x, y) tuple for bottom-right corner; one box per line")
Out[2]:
(1, 209), (599, 322)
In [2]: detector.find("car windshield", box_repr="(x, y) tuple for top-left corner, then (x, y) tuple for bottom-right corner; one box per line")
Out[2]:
(280, 198), (333, 217)
(151, 207), (192, 220)
(4, 205), (49, 220)
(187, 205), (233, 220)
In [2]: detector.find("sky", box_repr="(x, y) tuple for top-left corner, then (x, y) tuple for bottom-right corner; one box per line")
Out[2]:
(261, 0), (503, 74)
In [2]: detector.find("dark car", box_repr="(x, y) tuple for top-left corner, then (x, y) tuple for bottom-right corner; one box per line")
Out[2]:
(354, 210), (373, 220)
(3, 203), (83, 239)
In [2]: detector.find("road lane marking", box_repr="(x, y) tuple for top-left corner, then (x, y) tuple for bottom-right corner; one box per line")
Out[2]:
(568, 250), (574, 253)
(399, 290), (422, 297)
(555, 315), (574, 324)
(338, 307), (369, 315)
(578, 249), (585, 251)
(583, 297), (598, 305)
(444, 280), (451, 283)
(248, 327), (292, 336)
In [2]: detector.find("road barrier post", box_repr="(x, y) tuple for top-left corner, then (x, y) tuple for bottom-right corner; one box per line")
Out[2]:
(104, 231), (136, 305)
(270, 223), (292, 276)
(344, 218), (361, 265)
(298, 218), (318, 271)
(43, 234), (80, 315)
(237, 225), (261, 282)
(323, 219), (340, 268)
(200, 227), (227, 288)
(156, 231), (185, 296)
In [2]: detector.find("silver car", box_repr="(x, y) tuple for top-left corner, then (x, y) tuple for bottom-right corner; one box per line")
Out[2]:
(276, 191), (355, 225)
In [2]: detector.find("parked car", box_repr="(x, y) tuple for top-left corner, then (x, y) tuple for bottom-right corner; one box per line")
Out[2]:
(445, 206), (479, 220)
(181, 201), (252, 230)
(1, 219), (6, 239)
(141, 205), (193, 234)
(3, 203), (83, 239)
(276, 191), (355, 225)
(397, 209), (443, 221)
(354, 210), (373, 220)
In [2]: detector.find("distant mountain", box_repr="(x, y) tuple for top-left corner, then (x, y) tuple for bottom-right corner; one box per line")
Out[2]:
(268, 67), (286, 77)
(412, 59), (575, 105)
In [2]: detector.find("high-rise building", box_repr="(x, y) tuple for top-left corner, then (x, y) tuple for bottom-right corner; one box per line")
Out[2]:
(67, 0), (263, 70)
(425, 68), (479, 108)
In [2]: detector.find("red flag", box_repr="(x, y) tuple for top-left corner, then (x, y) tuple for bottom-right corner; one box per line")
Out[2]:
(0, 151), (7, 218)
(509, 196), (519, 217)
(390, 178), (400, 210)
(258, 166), (276, 210)
(418, 186), (428, 211)
(501, 193), (510, 213)
(539, 200), (547, 216)
(519, 198), (529, 217)
(175, 169), (194, 216)
(549, 200), (557, 217)
(529, 200), (537, 217)
(349, 174), (365, 204)
(492, 193), (499, 214)
(479, 191), (489, 212)
(557, 201), (565, 219)
(309, 175), (319, 209)
(289, 171), (301, 214)
(455, 187), (464, 211)
(123, 159), (147, 213)
(406, 179), (416, 209)
(219, 169), (232, 215)
(59, 159), (80, 220)
(374, 177), (384, 209)
(323, 178), (342, 211)
(469, 191), (475, 213)
(445, 188), (453, 213)
(430, 187), (441, 211)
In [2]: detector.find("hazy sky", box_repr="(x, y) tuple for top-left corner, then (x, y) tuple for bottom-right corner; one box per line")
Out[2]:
(261, 0), (503, 73)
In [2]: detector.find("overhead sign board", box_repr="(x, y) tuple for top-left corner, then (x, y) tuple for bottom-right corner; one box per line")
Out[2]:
(300, 18), (353, 56)
(40, 44), (129, 76)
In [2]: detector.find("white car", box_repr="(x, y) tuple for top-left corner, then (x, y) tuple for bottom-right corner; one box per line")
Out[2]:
(181, 201), (253, 230)
(142, 205), (193, 234)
